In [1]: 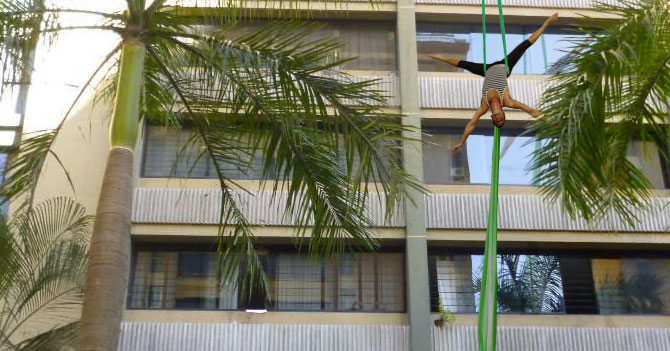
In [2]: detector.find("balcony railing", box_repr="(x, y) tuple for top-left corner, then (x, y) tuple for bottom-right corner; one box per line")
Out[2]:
(419, 74), (546, 109)
(341, 73), (548, 110)
(117, 322), (670, 351)
(132, 188), (670, 232)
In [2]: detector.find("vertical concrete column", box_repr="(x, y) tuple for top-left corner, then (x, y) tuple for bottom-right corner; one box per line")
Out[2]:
(396, 1), (432, 351)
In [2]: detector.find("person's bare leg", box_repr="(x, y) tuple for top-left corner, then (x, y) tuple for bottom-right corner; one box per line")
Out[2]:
(527, 13), (559, 44)
(503, 90), (541, 118)
(427, 54), (460, 67)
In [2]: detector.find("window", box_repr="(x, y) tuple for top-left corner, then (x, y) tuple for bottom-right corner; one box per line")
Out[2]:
(269, 253), (405, 312)
(626, 141), (667, 189)
(223, 21), (397, 71)
(423, 128), (538, 185)
(333, 21), (397, 71)
(142, 125), (396, 182)
(429, 249), (670, 315)
(130, 251), (238, 310)
(423, 128), (670, 188)
(592, 258), (670, 315)
(129, 247), (405, 312)
(429, 253), (566, 314)
(417, 23), (576, 75)
(141, 126), (269, 179)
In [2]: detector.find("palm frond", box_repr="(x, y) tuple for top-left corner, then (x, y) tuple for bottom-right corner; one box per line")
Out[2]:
(143, 20), (420, 291)
(0, 197), (90, 350)
(14, 321), (78, 351)
(1, 0), (418, 303)
(530, 0), (670, 226)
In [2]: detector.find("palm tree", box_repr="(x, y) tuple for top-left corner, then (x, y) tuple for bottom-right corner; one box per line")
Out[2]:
(529, 0), (670, 226)
(0, 1), (418, 350)
(0, 197), (91, 350)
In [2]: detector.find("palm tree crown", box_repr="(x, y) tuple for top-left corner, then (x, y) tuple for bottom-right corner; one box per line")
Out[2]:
(530, 0), (670, 226)
(0, 0), (419, 289)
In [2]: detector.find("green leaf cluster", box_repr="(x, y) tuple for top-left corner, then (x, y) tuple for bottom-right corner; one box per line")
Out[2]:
(530, 0), (670, 226)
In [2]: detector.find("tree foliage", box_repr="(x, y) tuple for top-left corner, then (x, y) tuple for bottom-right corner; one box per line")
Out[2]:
(530, 0), (670, 226)
(0, 197), (91, 350)
(0, 0), (421, 295)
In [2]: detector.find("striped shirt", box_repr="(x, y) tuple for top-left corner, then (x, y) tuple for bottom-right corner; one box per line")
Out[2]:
(482, 64), (508, 107)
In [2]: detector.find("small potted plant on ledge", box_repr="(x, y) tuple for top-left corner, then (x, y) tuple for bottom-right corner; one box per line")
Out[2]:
(434, 300), (456, 328)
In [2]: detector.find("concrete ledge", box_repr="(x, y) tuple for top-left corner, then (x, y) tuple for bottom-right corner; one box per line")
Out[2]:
(123, 310), (408, 325)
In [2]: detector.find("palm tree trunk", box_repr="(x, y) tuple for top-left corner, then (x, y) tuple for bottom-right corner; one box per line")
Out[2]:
(80, 40), (145, 351)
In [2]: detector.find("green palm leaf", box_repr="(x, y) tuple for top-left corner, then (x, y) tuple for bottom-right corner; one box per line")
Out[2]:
(530, 0), (670, 226)
(0, 1), (421, 302)
(0, 197), (91, 350)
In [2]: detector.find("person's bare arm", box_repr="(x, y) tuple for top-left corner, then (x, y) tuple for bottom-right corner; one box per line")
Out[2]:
(505, 98), (541, 118)
(452, 100), (488, 155)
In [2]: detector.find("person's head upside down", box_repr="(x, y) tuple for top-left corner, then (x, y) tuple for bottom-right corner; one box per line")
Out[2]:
(488, 97), (505, 128)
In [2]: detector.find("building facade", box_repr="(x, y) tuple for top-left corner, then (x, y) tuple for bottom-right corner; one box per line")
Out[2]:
(23, 0), (670, 350)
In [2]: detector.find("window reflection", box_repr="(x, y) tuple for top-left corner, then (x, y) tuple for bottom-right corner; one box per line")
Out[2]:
(417, 23), (577, 75)
(423, 129), (536, 185)
(130, 251), (237, 310)
(224, 21), (396, 71)
(423, 129), (669, 188)
(142, 126), (270, 180)
(592, 258), (670, 314)
(130, 249), (405, 312)
(432, 254), (565, 314)
(270, 253), (405, 312)
(626, 141), (667, 189)
(430, 251), (670, 316)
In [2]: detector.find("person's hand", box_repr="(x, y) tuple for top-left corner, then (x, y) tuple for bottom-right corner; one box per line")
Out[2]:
(548, 13), (559, 24)
(427, 54), (441, 60)
(451, 144), (463, 156)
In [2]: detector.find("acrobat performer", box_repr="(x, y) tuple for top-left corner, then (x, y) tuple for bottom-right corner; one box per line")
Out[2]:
(428, 13), (559, 154)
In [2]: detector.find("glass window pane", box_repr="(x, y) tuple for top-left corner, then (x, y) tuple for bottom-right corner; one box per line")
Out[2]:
(142, 127), (209, 178)
(474, 254), (565, 314)
(131, 249), (404, 312)
(433, 254), (476, 313)
(591, 258), (626, 314)
(273, 254), (325, 311)
(129, 251), (237, 310)
(431, 252), (566, 315)
(376, 253), (405, 312)
(626, 141), (667, 189)
(270, 252), (404, 312)
(423, 129), (536, 185)
(338, 22), (397, 71)
(225, 21), (396, 71)
(142, 126), (269, 180)
(430, 251), (670, 316)
(592, 258), (670, 315)
(558, 257), (598, 314)
(417, 22), (577, 75)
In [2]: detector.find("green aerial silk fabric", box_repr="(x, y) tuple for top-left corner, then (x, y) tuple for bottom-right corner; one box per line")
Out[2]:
(477, 1), (509, 350)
